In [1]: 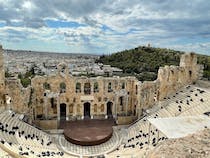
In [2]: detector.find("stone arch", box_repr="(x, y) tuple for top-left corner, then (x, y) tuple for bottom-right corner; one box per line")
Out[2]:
(43, 82), (50, 90)
(76, 82), (81, 93)
(50, 97), (57, 114)
(57, 62), (67, 74)
(84, 82), (91, 95)
(136, 85), (138, 95)
(119, 96), (123, 105)
(108, 82), (112, 92)
(50, 98), (55, 108)
(134, 104), (137, 116)
(94, 82), (99, 93)
(119, 96), (124, 111)
(122, 82), (125, 89)
(189, 70), (192, 78)
(60, 82), (66, 93)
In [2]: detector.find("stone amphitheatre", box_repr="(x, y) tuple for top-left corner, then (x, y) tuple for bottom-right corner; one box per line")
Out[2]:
(0, 44), (209, 158)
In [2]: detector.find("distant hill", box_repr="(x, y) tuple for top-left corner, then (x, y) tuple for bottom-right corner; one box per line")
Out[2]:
(4, 49), (99, 57)
(96, 46), (210, 81)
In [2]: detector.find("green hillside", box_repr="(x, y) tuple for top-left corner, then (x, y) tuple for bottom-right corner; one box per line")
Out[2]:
(96, 46), (210, 81)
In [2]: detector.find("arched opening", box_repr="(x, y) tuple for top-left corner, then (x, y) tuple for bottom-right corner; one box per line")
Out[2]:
(43, 82), (51, 90)
(136, 85), (138, 95)
(107, 101), (113, 118)
(122, 82), (125, 89)
(51, 98), (55, 108)
(108, 82), (112, 92)
(60, 103), (66, 120)
(94, 82), (99, 93)
(119, 96), (123, 105)
(84, 102), (91, 119)
(51, 98), (57, 114)
(57, 63), (67, 74)
(60, 82), (66, 93)
(189, 70), (192, 78)
(119, 96), (124, 111)
(76, 82), (81, 93)
(134, 105), (136, 116)
(84, 83), (91, 95)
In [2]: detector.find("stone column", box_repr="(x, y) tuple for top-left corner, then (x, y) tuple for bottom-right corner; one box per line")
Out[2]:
(66, 104), (69, 120)
(81, 83), (84, 94)
(105, 101), (108, 119)
(44, 96), (48, 119)
(33, 107), (36, 120)
(57, 95), (60, 120)
(90, 102), (93, 119)
(114, 93), (118, 119)
(91, 83), (94, 94)
(126, 95), (128, 116)
(73, 104), (77, 117)
(81, 103), (84, 120)
(137, 108), (141, 118)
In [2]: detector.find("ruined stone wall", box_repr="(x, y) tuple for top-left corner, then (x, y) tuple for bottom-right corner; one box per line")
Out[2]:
(138, 80), (159, 114)
(0, 46), (203, 122)
(0, 45), (5, 110)
(0, 46), (31, 113)
(0, 45), (5, 111)
(31, 71), (138, 120)
(5, 79), (31, 113)
(134, 53), (202, 114)
(157, 53), (201, 100)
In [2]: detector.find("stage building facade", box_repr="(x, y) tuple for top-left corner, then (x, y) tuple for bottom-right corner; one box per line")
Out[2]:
(0, 45), (203, 126)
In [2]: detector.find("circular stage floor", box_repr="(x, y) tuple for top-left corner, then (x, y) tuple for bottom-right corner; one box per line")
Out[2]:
(60, 119), (116, 146)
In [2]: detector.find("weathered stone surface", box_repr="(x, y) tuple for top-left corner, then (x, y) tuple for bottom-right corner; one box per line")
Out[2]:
(30, 74), (137, 120)
(157, 53), (201, 100)
(5, 79), (31, 113)
(148, 129), (210, 158)
(0, 45), (203, 123)
(0, 44), (5, 110)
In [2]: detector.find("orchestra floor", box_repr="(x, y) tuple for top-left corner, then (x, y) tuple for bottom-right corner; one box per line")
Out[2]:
(59, 118), (116, 146)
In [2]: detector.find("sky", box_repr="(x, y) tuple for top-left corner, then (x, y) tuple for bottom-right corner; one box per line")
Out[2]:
(0, 0), (210, 55)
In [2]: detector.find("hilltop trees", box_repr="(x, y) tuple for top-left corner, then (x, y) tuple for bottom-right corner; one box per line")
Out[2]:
(97, 46), (210, 81)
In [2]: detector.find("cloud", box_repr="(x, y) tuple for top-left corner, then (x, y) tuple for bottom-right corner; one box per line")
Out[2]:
(0, 0), (209, 55)
(168, 42), (210, 55)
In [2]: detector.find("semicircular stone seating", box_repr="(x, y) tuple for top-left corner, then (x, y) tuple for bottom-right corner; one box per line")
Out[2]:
(0, 84), (209, 158)
(107, 85), (210, 158)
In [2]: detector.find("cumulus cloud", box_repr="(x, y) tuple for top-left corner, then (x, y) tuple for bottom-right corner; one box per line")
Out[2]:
(0, 0), (209, 54)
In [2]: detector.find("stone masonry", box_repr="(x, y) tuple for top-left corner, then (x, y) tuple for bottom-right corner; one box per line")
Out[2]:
(0, 45), (203, 123)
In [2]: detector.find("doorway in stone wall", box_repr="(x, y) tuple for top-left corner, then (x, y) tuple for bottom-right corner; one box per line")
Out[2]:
(107, 101), (113, 118)
(60, 103), (66, 120)
(84, 102), (91, 119)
